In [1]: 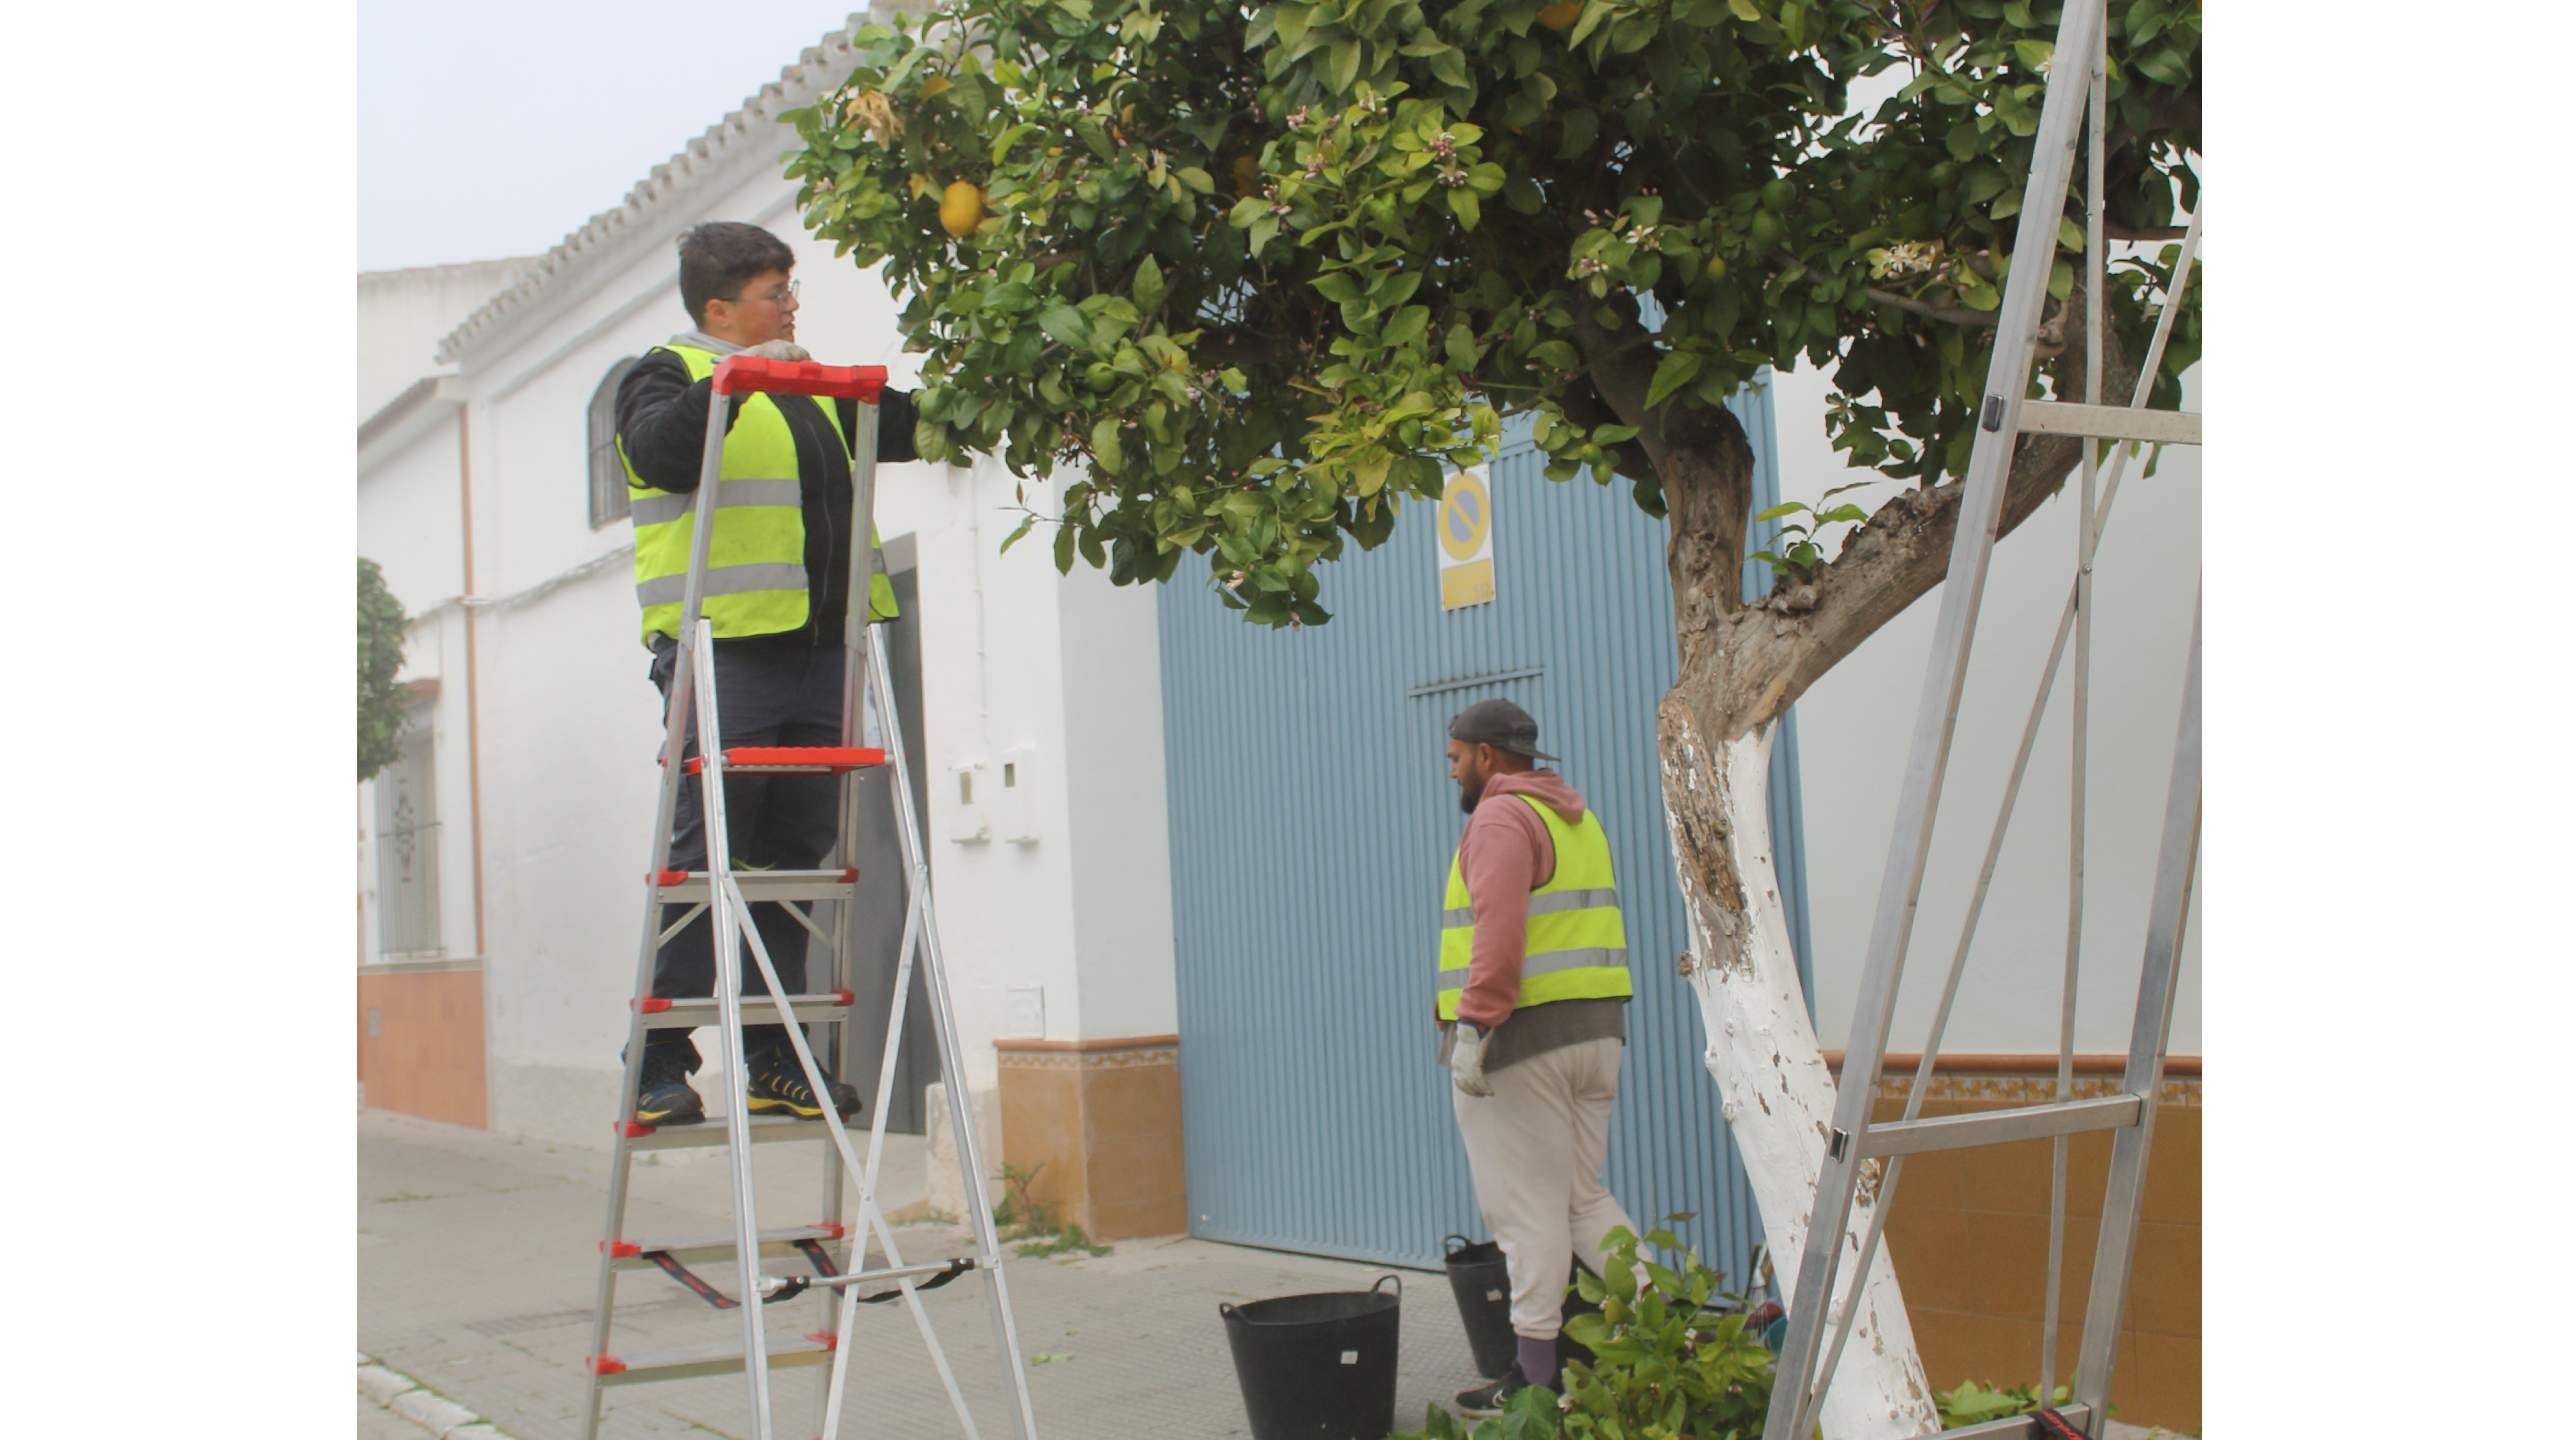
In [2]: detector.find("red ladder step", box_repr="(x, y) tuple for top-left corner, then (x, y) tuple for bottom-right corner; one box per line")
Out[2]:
(682, 746), (885, 775)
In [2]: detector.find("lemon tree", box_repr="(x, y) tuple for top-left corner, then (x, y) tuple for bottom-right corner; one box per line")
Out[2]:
(785, 4), (2198, 1431)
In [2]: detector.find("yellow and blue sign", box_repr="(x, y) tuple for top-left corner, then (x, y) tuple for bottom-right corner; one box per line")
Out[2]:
(1436, 468), (1494, 610)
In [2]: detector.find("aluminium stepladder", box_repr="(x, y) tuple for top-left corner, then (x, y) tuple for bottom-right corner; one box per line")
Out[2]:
(579, 353), (1040, 1440)
(1759, 1), (2202, 1437)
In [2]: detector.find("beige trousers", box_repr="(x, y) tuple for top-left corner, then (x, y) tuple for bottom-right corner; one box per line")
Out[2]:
(1451, 1036), (1640, 1340)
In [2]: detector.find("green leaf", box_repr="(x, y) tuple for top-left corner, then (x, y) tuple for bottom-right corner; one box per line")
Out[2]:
(1383, 305), (1430, 347)
(1052, 525), (1076, 575)
(998, 514), (1039, 554)
(1250, 216), (1280, 255)
(1328, 38), (1362, 93)
(1729, 0), (1763, 19)
(1446, 323), (1480, 370)
(1175, 166), (1215, 195)
(1591, 423), (1640, 445)
(1449, 188), (1480, 230)
(1090, 423), (1124, 473)
(1644, 351), (1702, 411)
(1038, 304), (1092, 349)
(2047, 265), (2074, 302)
(1132, 255), (1166, 314)
(1220, 367), (1248, 395)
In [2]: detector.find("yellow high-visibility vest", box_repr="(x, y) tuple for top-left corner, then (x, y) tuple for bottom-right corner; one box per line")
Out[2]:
(620, 342), (899, 646)
(1438, 795), (1632, 1021)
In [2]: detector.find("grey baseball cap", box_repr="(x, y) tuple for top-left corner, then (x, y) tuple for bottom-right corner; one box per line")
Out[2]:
(1449, 698), (1558, 762)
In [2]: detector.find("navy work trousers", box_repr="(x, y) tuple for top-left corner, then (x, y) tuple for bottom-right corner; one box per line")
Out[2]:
(643, 637), (846, 1071)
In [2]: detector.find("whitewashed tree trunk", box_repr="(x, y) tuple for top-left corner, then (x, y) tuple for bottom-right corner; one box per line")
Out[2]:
(1659, 720), (1937, 1438)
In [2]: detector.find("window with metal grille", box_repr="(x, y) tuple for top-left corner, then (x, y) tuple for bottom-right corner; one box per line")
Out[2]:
(373, 719), (443, 959)
(588, 357), (639, 528)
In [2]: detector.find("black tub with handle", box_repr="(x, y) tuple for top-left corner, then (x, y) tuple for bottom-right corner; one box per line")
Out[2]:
(1219, 1274), (1402, 1440)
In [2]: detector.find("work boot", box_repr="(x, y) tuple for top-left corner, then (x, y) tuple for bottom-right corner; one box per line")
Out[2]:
(1454, 1365), (1535, 1419)
(745, 1047), (862, 1119)
(634, 1046), (705, 1127)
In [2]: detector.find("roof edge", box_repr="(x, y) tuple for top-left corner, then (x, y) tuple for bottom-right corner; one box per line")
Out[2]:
(359, 375), (465, 456)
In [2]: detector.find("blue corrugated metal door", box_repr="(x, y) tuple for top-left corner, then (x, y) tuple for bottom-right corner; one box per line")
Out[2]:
(1158, 386), (1811, 1286)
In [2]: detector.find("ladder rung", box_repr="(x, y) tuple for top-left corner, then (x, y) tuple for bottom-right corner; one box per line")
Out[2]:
(588, 1332), (835, 1387)
(1933, 1403), (2095, 1439)
(602, 1222), (844, 1270)
(768, 1257), (976, 1295)
(617, 1115), (843, 1151)
(634, 993), (855, 1030)
(2012, 398), (2200, 447)
(651, 868), (862, 902)
(683, 745), (885, 775)
(1859, 1093), (2142, 1159)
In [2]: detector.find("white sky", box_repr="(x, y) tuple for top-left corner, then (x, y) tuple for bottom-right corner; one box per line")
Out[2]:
(358, 0), (864, 272)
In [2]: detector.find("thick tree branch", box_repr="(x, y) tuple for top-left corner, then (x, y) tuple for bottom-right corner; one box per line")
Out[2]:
(1864, 285), (2000, 329)
(1568, 289), (1668, 452)
(1725, 306), (2135, 730)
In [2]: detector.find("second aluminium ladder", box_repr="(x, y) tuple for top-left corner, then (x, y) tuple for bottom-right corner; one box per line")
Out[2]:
(1761, 0), (2202, 1436)
(579, 353), (1040, 1440)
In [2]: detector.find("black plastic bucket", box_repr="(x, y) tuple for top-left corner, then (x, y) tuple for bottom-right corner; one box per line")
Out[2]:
(1442, 1235), (1516, 1378)
(1438, 1237), (1602, 1378)
(1220, 1274), (1402, 1440)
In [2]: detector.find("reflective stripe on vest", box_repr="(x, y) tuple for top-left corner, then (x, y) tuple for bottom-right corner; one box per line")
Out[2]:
(621, 343), (899, 646)
(1437, 795), (1632, 1020)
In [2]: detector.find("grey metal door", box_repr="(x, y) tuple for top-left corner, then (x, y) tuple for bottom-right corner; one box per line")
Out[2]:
(838, 563), (937, 1134)
(1158, 390), (1811, 1287)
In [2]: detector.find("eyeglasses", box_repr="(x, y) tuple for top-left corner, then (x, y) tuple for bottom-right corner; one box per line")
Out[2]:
(737, 278), (801, 307)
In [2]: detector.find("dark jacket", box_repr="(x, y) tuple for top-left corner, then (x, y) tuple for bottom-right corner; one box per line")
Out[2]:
(613, 348), (921, 649)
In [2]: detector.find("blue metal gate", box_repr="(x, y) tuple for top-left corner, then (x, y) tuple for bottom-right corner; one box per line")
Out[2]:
(1158, 386), (1811, 1287)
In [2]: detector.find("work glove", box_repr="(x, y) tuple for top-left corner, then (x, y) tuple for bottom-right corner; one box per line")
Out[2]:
(737, 339), (811, 362)
(1450, 1024), (1493, 1098)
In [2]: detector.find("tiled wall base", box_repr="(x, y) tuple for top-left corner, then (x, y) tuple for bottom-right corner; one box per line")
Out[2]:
(358, 965), (489, 1128)
(1833, 1055), (2200, 1433)
(994, 1036), (1186, 1241)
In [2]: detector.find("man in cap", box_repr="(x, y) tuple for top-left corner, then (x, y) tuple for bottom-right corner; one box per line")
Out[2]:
(1438, 698), (1641, 1416)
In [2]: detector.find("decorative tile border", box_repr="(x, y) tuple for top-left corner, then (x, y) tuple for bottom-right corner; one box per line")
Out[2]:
(1826, 1053), (2201, 1109)
(1870, 1072), (2201, 1108)
(995, 1035), (1180, 1073)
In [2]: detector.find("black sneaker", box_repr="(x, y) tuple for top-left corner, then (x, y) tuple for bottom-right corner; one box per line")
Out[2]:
(745, 1049), (862, 1119)
(634, 1048), (704, 1127)
(1454, 1365), (1535, 1419)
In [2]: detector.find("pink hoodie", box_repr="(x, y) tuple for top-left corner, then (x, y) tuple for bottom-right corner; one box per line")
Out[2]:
(1453, 769), (1590, 1029)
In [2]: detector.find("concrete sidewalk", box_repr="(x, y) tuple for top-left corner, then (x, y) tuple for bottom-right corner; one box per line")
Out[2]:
(357, 1110), (2191, 1440)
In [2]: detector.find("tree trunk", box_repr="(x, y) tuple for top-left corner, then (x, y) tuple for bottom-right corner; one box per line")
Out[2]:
(1650, 426), (1939, 1438)
(1658, 715), (1937, 1438)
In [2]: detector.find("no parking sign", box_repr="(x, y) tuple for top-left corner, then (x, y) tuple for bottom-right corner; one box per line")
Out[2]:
(1436, 468), (1494, 611)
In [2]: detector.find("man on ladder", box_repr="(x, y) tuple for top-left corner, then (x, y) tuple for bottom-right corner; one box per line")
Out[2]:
(611, 220), (918, 1127)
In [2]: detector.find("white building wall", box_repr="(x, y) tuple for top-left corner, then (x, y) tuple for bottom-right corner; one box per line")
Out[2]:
(1771, 363), (2203, 1056)
(358, 261), (530, 422)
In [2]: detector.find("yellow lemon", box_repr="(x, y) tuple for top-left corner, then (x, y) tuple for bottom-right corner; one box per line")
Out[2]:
(1535, 0), (1584, 32)
(940, 180), (984, 239)
(1706, 254), (1728, 281)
